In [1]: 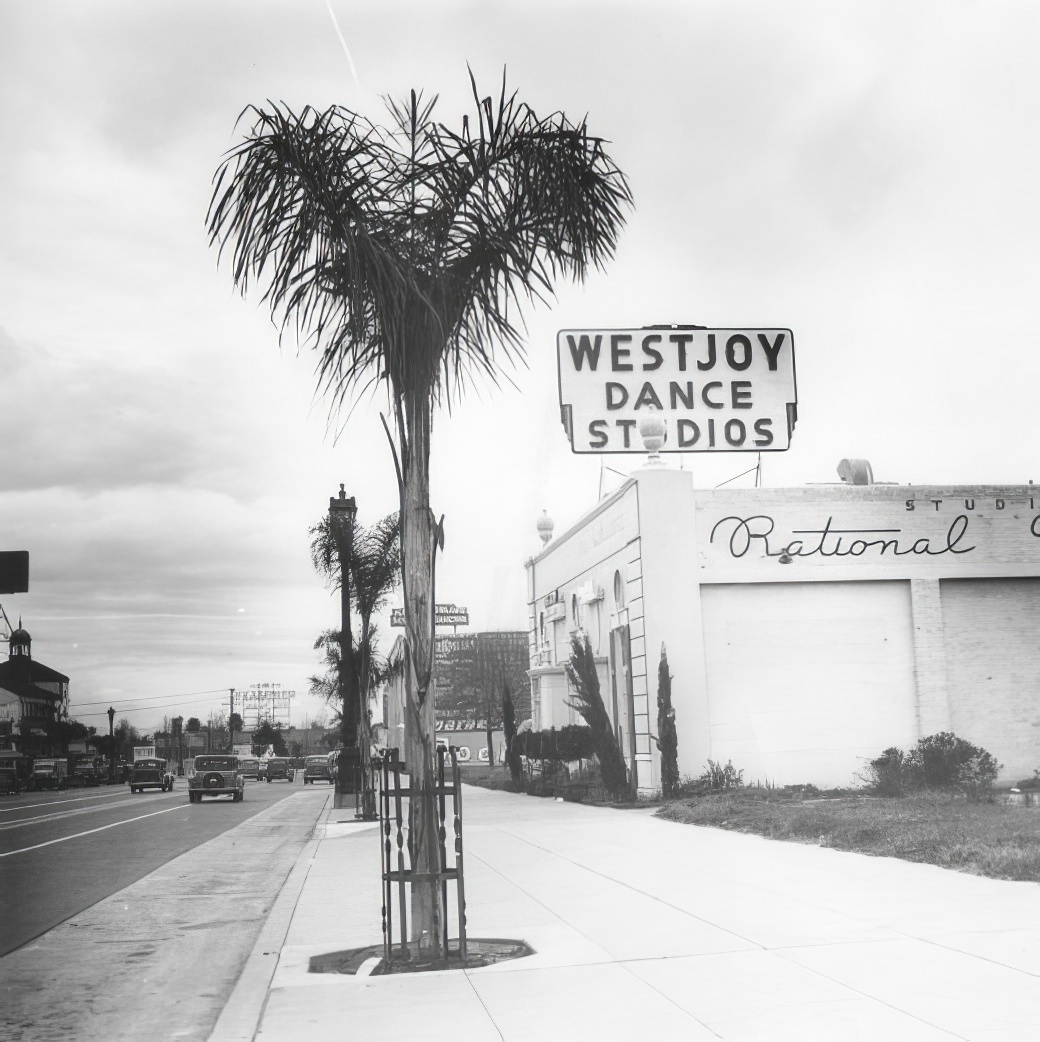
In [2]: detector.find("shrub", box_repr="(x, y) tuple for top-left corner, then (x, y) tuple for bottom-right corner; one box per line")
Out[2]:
(502, 687), (523, 788)
(906, 732), (1001, 794)
(866, 747), (907, 797)
(865, 733), (1002, 796)
(655, 644), (680, 799)
(515, 724), (595, 763)
(565, 635), (630, 800)
(701, 758), (743, 791)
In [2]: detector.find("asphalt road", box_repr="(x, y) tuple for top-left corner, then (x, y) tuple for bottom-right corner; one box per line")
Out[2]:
(0, 777), (331, 1042)
(0, 777), (303, 956)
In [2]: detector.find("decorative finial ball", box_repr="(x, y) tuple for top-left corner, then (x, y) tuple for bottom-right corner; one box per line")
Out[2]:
(638, 407), (667, 453)
(536, 509), (554, 546)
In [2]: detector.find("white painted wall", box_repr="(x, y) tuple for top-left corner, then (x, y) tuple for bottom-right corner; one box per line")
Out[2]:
(941, 577), (1040, 783)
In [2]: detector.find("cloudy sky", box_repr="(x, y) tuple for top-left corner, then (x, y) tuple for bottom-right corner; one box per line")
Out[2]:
(2, 0), (1038, 736)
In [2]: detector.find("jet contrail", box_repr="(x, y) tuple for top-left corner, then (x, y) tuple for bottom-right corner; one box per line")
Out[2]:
(326, 0), (364, 94)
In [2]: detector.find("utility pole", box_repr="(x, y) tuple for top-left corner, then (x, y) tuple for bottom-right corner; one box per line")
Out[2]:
(228, 688), (235, 752)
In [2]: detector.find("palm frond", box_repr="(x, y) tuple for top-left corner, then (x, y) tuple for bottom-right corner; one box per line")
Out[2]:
(207, 73), (632, 422)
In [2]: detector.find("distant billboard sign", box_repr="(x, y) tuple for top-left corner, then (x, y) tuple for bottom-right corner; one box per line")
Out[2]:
(557, 327), (797, 454)
(237, 683), (295, 709)
(0, 551), (29, 594)
(391, 604), (469, 627)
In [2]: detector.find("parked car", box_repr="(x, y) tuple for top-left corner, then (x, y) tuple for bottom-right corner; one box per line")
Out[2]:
(30, 758), (68, 791)
(72, 760), (103, 787)
(238, 757), (260, 781)
(303, 755), (334, 784)
(129, 758), (174, 793)
(187, 755), (244, 802)
(0, 766), (22, 795)
(265, 757), (294, 782)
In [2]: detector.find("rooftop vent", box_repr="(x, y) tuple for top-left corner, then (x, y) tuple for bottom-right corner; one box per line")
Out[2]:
(837, 458), (874, 485)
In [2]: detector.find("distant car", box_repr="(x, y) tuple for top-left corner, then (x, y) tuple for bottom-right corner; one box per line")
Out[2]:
(72, 761), (102, 787)
(303, 755), (334, 785)
(129, 758), (173, 793)
(30, 758), (68, 791)
(265, 757), (294, 782)
(0, 766), (22, 795)
(238, 758), (260, 781)
(188, 755), (244, 803)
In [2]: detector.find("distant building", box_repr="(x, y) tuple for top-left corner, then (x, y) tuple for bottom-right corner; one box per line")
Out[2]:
(527, 465), (1040, 796)
(0, 622), (70, 759)
(383, 630), (529, 767)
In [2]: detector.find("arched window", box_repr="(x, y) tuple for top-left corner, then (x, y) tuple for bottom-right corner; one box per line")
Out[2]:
(613, 570), (625, 609)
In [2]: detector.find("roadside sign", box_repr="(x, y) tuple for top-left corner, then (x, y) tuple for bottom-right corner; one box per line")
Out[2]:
(557, 327), (797, 454)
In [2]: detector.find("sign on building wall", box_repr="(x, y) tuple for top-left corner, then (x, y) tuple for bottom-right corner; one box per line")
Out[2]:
(698, 486), (1040, 579)
(558, 327), (797, 454)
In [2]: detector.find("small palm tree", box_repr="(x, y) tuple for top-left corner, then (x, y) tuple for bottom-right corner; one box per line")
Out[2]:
(207, 69), (632, 958)
(311, 510), (400, 763)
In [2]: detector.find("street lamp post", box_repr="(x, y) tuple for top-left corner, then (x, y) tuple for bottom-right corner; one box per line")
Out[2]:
(107, 706), (115, 784)
(329, 485), (357, 806)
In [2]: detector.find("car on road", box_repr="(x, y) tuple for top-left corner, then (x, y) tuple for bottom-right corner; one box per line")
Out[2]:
(264, 757), (294, 782)
(303, 754), (334, 785)
(188, 755), (244, 802)
(129, 758), (174, 793)
(238, 757), (261, 781)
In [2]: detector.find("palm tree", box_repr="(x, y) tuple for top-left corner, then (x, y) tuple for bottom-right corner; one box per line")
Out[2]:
(311, 511), (400, 776)
(207, 69), (632, 958)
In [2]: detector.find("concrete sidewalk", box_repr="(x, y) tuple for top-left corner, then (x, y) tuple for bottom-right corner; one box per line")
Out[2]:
(211, 786), (1040, 1042)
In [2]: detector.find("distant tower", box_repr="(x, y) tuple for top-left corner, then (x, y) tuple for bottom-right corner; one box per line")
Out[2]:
(536, 510), (554, 546)
(9, 619), (31, 659)
(6, 620), (33, 693)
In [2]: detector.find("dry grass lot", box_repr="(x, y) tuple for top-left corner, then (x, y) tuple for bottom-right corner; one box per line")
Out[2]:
(656, 790), (1040, 882)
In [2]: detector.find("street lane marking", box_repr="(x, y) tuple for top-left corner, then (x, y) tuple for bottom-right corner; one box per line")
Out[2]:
(0, 804), (187, 857)
(0, 792), (174, 830)
(0, 790), (130, 815)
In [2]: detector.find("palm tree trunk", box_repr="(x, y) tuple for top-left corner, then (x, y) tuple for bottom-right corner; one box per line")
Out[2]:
(399, 388), (445, 959)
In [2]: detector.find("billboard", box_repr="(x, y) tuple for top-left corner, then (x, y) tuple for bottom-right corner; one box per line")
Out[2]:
(390, 603), (469, 627)
(0, 551), (29, 594)
(558, 327), (797, 454)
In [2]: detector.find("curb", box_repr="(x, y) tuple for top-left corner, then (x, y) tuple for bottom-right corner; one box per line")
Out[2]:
(208, 791), (334, 1042)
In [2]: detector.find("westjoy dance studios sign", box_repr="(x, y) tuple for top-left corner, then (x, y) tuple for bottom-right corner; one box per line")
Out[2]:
(557, 327), (797, 454)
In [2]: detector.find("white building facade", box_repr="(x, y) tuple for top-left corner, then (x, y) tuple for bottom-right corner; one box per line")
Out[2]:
(526, 467), (1040, 795)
